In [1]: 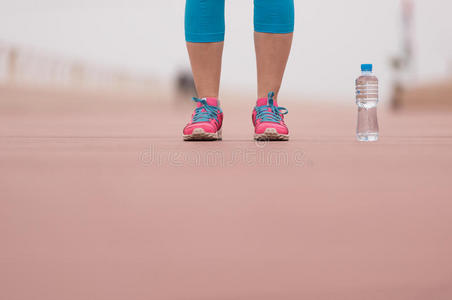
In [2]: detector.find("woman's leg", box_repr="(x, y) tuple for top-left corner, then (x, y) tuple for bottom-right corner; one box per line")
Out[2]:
(183, 0), (225, 141)
(254, 0), (294, 99)
(185, 0), (225, 99)
(251, 0), (294, 141)
(186, 43), (223, 99)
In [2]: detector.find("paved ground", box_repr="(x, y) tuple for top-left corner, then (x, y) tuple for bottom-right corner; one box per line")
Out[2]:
(1, 86), (452, 300)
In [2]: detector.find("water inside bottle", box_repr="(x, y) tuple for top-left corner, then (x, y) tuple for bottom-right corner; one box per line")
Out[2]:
(356, 71), (379, 142)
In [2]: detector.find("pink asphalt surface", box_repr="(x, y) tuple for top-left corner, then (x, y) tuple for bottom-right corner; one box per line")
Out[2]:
(1, 86), (452, 300)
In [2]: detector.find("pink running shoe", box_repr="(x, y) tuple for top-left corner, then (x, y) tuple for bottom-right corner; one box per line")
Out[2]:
(183, 97), (223, 141)
(252, 92), (289, 141)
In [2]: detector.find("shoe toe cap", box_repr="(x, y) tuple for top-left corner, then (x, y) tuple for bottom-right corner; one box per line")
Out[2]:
(255, 122), (288, 135)
(183, 122), (217, 135)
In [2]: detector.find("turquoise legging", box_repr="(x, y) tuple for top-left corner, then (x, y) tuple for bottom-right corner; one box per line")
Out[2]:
(185, 0), (294, 43)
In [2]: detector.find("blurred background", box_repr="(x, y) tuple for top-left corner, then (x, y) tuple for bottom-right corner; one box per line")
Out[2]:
(1, 0), (451, 108)
(2, 2), (452, 300)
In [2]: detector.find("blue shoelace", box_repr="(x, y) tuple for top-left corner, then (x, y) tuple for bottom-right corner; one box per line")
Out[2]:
(192, 97), (222, 123)
(255, 92), (288, 123)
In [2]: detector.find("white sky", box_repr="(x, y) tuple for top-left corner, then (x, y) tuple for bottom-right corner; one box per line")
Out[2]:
(1, 0), (451, 101)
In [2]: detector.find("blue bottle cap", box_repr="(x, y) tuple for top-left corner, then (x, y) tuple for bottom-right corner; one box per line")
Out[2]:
(361, 64), (373, 72)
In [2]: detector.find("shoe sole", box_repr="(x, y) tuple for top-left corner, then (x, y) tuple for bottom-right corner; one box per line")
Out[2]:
(254, 128), (289, 141)
(183, 128), (222, 141)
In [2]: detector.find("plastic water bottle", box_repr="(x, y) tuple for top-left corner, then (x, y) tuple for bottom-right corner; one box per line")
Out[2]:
(355, 64), (379, 142)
